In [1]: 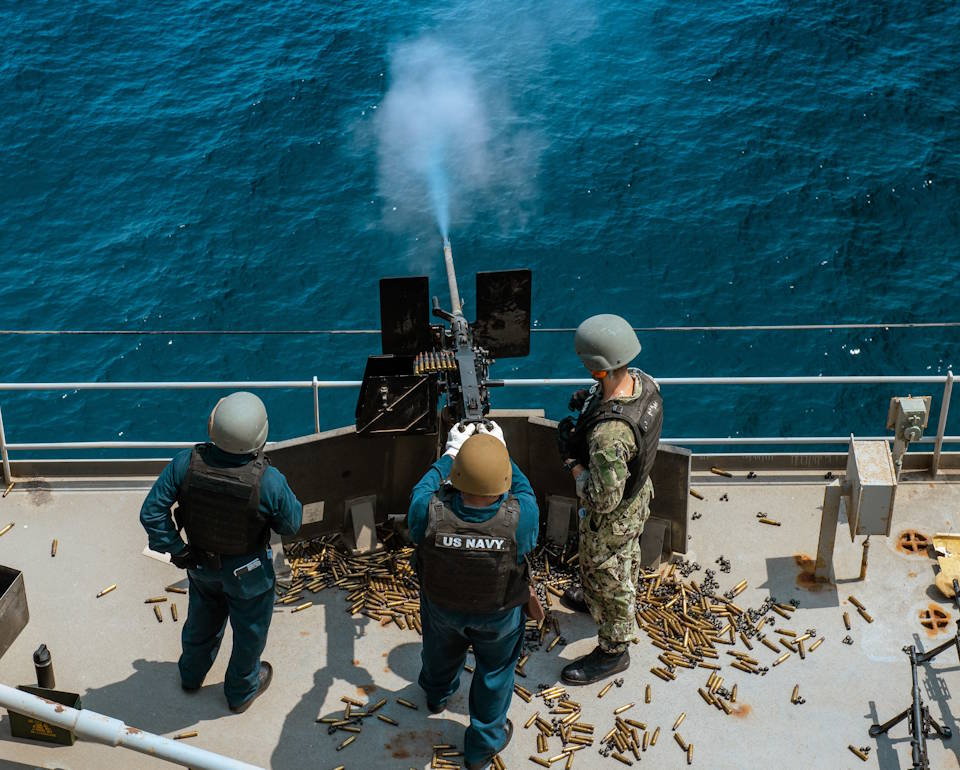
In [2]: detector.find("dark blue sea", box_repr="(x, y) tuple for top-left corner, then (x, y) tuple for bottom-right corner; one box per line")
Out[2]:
(2, 1), (959, 452)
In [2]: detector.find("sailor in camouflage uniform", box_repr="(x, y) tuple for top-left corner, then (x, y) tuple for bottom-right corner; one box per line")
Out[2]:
(557, 314), (663, 685)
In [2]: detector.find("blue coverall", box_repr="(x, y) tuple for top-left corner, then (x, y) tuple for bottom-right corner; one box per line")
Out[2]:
(408, 454), (539, 765)
(140, 445), (302, 708)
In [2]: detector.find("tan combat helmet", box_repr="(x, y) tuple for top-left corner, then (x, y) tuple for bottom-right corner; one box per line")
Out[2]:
(451, 433), (512, 496)
(574, 314), (641, 371)
(208, 392), (269, 455)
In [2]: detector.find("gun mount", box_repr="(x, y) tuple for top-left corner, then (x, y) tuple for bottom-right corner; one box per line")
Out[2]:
(355, 238), (532, 435)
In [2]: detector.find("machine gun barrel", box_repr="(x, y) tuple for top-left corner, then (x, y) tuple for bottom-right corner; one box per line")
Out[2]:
(442, 237), (462, 316)
(908, 646), (929, 770)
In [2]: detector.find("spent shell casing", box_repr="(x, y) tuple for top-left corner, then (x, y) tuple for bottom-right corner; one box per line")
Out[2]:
(645, 685), (652, 703)
(51, 539), (58, 557)
(537, 733), (548, 752)
(368, 697), (387, 713)
(173, 730), (198, 740)
(154, 605), (163, 623)
(547, 635), (562, 652)
(651, 726), (660, 746)
(0, 522), (14, 537)
(690, 488), (704, 500)
(2, 482), (13, 497)
(611, 752), (633, 766)
(773, 652), (790, 666)
(529, 757), (552, 768)
(710, 466), (733, 477)
(397, 698), (418, 710)
(145, 596), (167, 603)
(674, 732), (687, 751)
(758, 517), (781, 526)
(730, 684), (737, 703)
(598, 682), (614, 698)
(642, 731), (649, 750)
(809, 637), (825, 652)
(166, 585), (188, 594)
(848, 595), (866, 611)
(97, 584), (117, 598)
(524, 712), (539, 729)
(291, 602), (312, 613)
(614, 703), (634, 715)
(377, 714), (398, 726)
(171, 603), (179, 622)
(341, 696), (363, 706)
(687, 744), (694, 765)
(843, 611), (851, 630)
(858, 608), (874, 623)
(336, 736), (356, 751)
(791, 684), (800, 703)
(672, 712), (686, 731)
(848, 745), (868, 761)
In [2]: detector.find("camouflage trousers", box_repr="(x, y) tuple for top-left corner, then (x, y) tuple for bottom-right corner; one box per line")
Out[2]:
(578, 478), (653, 654)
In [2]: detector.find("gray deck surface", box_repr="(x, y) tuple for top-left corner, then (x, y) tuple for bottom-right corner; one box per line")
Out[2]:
(1, 470), (960, 770)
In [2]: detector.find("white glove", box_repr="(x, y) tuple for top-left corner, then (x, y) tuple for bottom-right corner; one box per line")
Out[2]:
(443, 421), (477, 457)
(477, 420), (506, 447)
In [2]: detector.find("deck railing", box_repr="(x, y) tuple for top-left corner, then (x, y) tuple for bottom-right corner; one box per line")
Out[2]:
(0, 372), (955, 484)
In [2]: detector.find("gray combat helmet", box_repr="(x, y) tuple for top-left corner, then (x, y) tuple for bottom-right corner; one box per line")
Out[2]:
(574, 314), (642, 371)
(208, 392), (269, 455)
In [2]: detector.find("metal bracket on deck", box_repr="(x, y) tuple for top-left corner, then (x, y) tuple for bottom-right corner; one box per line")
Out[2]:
(344, 495), (380, 555)
(814, 480), (848, 583)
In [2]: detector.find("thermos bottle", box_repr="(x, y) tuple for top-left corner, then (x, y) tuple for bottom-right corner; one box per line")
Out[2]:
(33, 644), (55, 689)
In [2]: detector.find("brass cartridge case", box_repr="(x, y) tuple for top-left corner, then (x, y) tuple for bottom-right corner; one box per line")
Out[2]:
(672, 712), (686, 730)
(377, 714), (398, 726)
(97, 584), (117, 598)
(145, 596), (167, 604)
(809, 637), (825, 652)
(153, 605), (163, 623)
(173, 730), (198, 740)
(171, 603), (178, 621)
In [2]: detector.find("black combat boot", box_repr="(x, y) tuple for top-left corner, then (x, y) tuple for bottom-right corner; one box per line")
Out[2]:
(560, 586), (589, 613)
(560, 646), (629, 686)
(229, 661), (273, 713)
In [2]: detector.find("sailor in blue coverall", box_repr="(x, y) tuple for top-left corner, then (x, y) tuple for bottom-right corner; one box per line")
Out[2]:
(408, 420), (539, 769)
(140, 392), (302, 712)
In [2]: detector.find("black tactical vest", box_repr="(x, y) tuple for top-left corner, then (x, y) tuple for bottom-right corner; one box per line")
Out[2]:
(175, 443), (270, 556)
(572, 369), (663, 501)
(417, 486), (530, 614)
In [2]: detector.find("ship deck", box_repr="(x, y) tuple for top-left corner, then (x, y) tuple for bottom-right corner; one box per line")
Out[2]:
(2, 467), (960, 770)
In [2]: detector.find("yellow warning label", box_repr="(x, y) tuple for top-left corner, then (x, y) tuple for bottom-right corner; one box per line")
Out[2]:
(27, 718), (58, 737)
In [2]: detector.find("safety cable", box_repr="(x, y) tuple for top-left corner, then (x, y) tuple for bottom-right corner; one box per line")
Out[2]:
(0, 321), (959, 335)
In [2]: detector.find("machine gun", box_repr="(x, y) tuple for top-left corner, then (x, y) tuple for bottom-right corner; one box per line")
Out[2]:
(355, 238), (531, 435)
(869, 578), (959, 769)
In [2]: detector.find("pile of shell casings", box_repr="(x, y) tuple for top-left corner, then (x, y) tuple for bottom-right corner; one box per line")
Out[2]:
(281, 534), (422, 632)
(525, 684), (595, 768)
(316, 695), (401, 752)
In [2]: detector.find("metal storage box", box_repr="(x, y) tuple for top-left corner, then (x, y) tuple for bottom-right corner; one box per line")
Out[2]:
(846, 439), (897, 540)
(0, 564), (28, 660)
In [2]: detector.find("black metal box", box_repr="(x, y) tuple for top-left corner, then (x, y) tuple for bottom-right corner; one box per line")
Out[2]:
(8, 686), (80, 745)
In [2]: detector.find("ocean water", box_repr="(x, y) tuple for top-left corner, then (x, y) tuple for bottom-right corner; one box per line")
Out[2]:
(1, 1), (959, 452)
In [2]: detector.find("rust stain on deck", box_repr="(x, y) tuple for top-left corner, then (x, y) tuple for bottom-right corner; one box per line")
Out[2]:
(386, 729), (443, 759)
(731, 703), (751, 718)
(794, 554), (826, 592)
(357, 684), (377, 696)
(919, 604), (951, 637)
